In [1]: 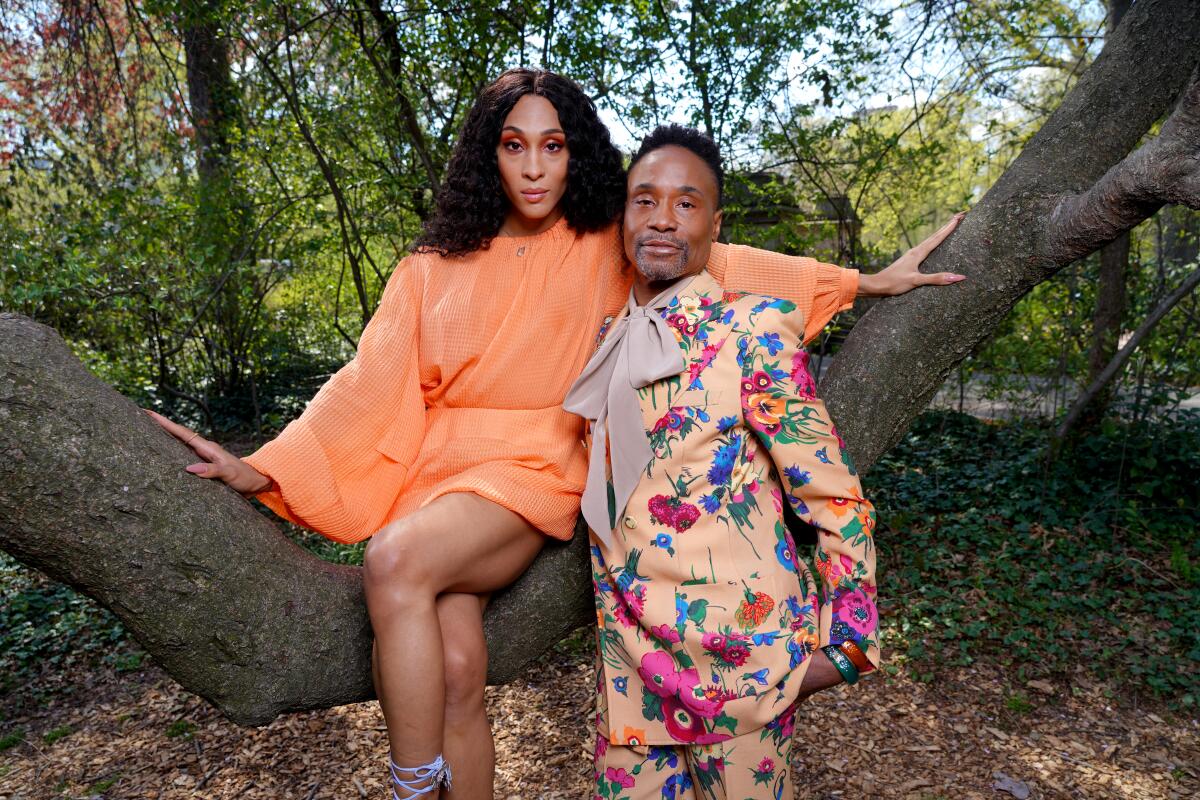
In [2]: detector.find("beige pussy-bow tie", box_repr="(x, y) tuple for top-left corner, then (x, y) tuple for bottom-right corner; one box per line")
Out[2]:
(563, 275), (693, 548)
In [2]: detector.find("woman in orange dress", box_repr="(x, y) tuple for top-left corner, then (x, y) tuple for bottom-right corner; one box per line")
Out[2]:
(149, 69), (963, 798)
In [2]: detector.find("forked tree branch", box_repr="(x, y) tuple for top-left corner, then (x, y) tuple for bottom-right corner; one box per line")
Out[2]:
(1046, 68), (1200, 264)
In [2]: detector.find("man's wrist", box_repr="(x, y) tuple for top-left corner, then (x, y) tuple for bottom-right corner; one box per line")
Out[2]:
(822, 644), (859, 685)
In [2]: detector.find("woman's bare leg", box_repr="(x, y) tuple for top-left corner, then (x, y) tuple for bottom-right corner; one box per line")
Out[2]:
(371, 593), (493, 800)
(371, 594), (493, 800)
(438, 593), (492, 800)
(362, 493), (543, 798)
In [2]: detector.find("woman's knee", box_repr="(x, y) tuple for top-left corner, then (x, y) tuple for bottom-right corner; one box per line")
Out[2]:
(442, 631), (488, 714)
(362, 518), (435, 600)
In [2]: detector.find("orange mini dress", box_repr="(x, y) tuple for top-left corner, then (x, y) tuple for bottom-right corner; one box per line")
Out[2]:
(242, 218), (857, 543)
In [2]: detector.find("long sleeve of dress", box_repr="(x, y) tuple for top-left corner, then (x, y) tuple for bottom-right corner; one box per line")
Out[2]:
(241, 258), (427, 543)
(739, 298), (881, 673)
(708, 242), (859, 345)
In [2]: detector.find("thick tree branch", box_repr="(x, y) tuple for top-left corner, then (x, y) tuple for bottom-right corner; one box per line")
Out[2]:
(1054, 264), (1200, 440)
(1046, 68), (1200, 263)
(0, 314), (591, 725)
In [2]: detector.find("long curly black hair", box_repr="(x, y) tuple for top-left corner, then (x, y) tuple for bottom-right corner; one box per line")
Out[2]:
(414, 69), (626, 256)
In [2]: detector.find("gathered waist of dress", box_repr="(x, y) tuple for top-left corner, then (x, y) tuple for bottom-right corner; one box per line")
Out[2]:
(421, 404), (585, 447)
(424, 403), (578, 417)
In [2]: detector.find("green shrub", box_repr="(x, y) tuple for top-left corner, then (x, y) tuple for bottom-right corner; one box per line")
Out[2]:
(868, 410), (1200, 706)
(0, 555), (126, 691)
(42, 725), (72, 745)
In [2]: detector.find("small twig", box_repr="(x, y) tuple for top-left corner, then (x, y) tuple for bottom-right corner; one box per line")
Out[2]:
(195, 765), (219, 791)
(1120, 556), (1183, 589)
(1056, 751), (1092, 767)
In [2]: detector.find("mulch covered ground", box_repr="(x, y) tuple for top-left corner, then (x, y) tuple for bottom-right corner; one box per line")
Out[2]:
(1, 644), (1196, 800)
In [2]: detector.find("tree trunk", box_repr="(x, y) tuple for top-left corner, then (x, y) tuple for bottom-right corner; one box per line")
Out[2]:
(180, 0), (255, 402)
(1079, 0), (1136, 427)
(1082, 233), (1130, 425)
(182, 5), (237, 187)
(2, 0), (1200, 727)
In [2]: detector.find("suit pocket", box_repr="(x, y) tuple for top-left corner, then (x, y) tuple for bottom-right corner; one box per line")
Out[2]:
(674, 574), (793, 674)
(674, 579), (744, 667)
(671, 393), (745, 493)
(672, 388), (726, 407)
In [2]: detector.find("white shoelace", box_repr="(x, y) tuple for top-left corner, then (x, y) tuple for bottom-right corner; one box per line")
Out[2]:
(389, 754), (452, 799)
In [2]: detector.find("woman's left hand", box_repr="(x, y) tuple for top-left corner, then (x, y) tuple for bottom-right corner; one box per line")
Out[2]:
(858, 211), (967, 297)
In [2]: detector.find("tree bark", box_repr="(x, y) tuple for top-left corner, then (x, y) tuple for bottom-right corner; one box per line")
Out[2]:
(182, 3), (237, 185)
(1083, 233), (1130, 425)
(2, 0), (1200, 728)
(1081, 0), (1136, 427)
(180, 0), (256, 402)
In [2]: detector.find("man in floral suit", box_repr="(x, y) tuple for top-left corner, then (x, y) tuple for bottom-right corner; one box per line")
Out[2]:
(564, 125), (881, 800)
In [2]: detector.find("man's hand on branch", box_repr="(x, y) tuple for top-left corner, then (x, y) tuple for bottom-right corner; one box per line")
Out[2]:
(145, 409), (272, 496)
(858, 211), (968, 297)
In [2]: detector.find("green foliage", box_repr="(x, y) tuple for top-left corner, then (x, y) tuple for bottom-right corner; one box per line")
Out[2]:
(42, 725), (72, 745)
(1004, 692), (1033, 715)
(111, 652), (145, 673)
(0, 730), (24, 751)
(165, 720), (196, 739)
(0, 554), (128, 693)
(284, 525), (365, 566)
(88, 775), (120, 794)
(868, 410), (1200, 707)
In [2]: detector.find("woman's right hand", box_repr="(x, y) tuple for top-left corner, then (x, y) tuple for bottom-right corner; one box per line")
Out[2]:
(144, 409), (273, 496)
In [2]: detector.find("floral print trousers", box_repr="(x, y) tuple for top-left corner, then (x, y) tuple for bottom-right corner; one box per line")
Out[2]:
(592, 701), (800, 800)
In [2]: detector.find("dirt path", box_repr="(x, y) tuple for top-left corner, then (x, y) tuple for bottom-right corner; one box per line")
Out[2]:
(1, 646), (1196, 799)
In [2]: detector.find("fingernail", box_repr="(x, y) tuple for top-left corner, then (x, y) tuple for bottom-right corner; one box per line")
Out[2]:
(185, 464), (206, 475)
(949, 274), (967, 282)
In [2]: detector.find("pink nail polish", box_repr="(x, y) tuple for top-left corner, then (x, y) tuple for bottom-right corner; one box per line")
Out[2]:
(185, 464), (205, 474)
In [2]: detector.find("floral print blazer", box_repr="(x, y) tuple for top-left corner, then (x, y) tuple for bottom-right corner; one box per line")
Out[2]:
(588, 268), (880, 747)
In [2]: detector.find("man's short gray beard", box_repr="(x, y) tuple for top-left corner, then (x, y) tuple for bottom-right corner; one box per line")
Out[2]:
(635, 246), (691, 282)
